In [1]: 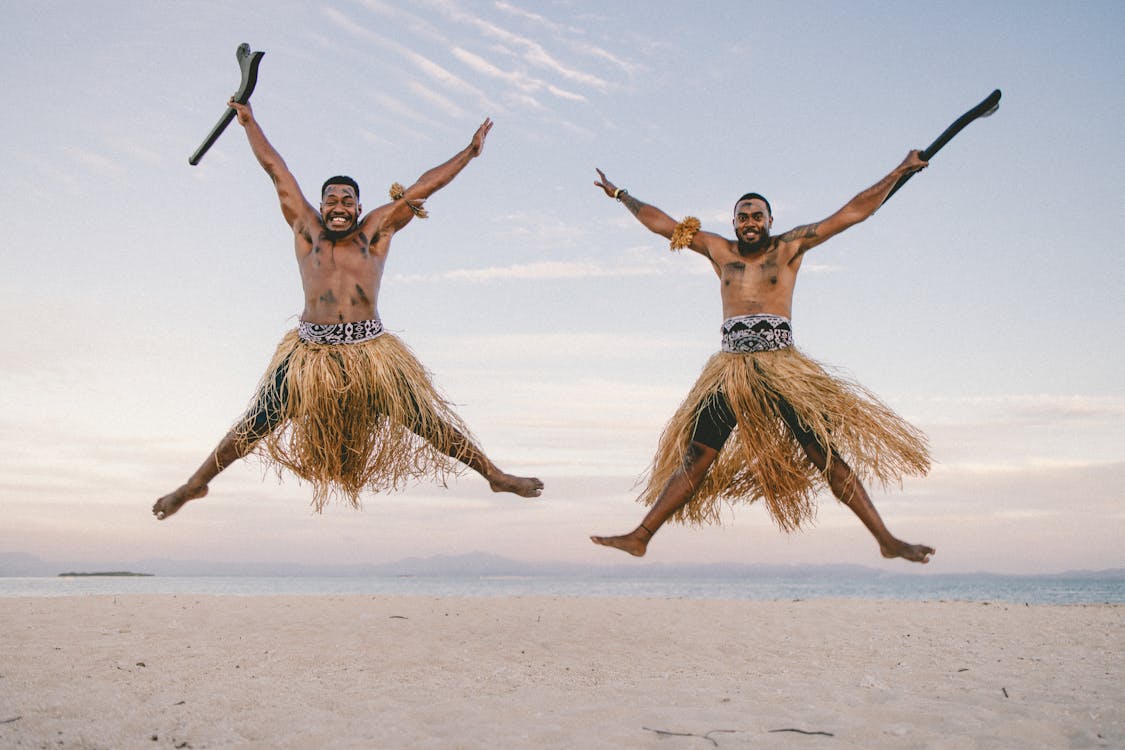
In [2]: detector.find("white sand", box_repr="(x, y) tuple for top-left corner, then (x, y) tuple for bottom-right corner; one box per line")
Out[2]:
(1, 596), (1121, 749)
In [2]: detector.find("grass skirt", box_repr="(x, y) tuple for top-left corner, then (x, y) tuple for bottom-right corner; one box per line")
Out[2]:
(639, 347), (930, 531)
(235, 329), (471, 511)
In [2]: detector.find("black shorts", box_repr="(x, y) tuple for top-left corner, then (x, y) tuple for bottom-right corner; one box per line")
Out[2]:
(241, 353), (291, 439)
(691, 389), (819, 451)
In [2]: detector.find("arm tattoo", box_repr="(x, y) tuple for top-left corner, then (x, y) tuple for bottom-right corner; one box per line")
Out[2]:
(777, 222), (820, 243)
(620, 193), (643, 217)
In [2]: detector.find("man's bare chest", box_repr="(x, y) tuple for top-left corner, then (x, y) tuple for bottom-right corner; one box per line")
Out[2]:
(720, 256), (784, 292)
(299, 228), (387, 269)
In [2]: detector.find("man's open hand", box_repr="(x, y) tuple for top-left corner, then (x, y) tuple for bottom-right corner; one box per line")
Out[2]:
(594, 168), (619, 198)
(469, 118), (493, 156)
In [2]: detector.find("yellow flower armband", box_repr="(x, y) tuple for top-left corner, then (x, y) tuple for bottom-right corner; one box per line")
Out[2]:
(670, 216), (701, 251)
(389, 182), (429, 219)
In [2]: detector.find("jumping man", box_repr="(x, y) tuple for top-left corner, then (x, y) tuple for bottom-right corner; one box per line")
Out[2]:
(590, 152), (934, 562)
(154, 100), (542, 519)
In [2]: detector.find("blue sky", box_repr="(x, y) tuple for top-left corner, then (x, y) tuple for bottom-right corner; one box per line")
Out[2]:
(1, 0), (1122, 574)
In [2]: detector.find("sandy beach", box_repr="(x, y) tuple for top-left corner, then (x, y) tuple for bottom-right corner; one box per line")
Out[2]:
(1, 596), (1120, 749)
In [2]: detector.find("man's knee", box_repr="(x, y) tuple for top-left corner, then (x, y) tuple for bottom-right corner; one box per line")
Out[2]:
(683, 441), (718, 474)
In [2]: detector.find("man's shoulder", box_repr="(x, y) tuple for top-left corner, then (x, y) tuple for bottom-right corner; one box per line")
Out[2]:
(700, 233), (739, 256)
(359, 204), (400, 234)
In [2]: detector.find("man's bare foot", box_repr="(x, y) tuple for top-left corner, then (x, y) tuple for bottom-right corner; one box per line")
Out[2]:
(152, 484), (209, 520)
(488, 473), (544, 498)
(590, 526), (653, 557)
(881, 540), (935, 564)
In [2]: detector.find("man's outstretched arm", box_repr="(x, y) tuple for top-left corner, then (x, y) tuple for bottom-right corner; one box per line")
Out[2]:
(782, 150), (928, 259)
(594, 169), (723, 258)
(229, 99), (313, 232)
(382, 118), (493, 232)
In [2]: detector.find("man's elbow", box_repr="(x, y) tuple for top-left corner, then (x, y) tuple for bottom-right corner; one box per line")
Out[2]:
(840, 207), (876, 228)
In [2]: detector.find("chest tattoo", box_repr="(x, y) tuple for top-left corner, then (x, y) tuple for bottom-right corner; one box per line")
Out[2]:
(723, 261), (746, 286)
(760, 258), (779, 285)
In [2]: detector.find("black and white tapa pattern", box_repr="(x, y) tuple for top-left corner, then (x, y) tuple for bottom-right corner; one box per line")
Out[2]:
(298, 317), (386, 344)
(720, 314), (794, 353)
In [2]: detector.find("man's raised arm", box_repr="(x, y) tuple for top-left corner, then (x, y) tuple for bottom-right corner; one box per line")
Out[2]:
(229, 99), (313, 231)
(594, 168), (678, 234)
(782, 150), (928, 259)
(382, 118), (493, 231)
(594, 169), (721, 258)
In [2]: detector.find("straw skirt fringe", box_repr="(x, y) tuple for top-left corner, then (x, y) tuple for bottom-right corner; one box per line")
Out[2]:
(235, 329), (472, 511)
(639, 348), (930, 531)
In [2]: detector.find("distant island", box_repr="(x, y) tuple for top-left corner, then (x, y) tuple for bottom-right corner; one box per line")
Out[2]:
(57, 571), (153, 577)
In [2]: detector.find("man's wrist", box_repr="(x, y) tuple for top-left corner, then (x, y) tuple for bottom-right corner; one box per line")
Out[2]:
(613, 187), (627, 201)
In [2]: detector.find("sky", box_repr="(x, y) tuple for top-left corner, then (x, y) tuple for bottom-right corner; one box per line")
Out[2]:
(1, 0), (1123, 575)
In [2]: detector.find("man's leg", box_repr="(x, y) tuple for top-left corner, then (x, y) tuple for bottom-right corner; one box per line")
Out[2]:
(153, 358), (288, 520)
(592, 390), (731, 556)
(152, 429), (258, 520)
(400, 410), (542, 498)
(590, 440), (720, 557)
(780, 404), (934, 563)
(442, 425), (543, 498)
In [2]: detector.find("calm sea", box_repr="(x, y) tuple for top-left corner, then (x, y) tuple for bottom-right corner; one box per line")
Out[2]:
(1, 574), (1122, 605)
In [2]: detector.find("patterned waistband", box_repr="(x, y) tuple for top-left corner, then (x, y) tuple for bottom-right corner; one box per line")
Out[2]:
(297, 317), (385, 344)
(721, 314), (793, 353)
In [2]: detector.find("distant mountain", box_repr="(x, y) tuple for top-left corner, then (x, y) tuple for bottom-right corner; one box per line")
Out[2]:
(0, 552), (49, 576)
(3, 550), (1123, 581)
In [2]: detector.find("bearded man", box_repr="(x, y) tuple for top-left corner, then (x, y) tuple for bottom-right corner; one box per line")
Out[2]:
(590, 153), (933, 563)
(154, 100), (542, 520)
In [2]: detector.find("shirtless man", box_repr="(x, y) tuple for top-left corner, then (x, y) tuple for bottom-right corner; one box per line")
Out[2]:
(154, 99), (542, 520)
(590, 152), (934, 562)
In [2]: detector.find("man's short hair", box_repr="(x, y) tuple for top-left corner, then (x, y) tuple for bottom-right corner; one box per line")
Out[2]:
(735, 192), (771, 217)
(322, 175), (360, 200)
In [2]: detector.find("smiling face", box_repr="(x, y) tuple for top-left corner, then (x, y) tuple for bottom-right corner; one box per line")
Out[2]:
(320, 183), (361, 237)
(733, 197), (773, 253)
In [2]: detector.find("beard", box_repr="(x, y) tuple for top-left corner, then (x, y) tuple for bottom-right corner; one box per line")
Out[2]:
(737, 229), (771, 255)
(321, 216), (356, 241)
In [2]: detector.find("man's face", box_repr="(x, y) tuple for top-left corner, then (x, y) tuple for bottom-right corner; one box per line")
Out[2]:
(733, 198), (772, 252)
(320, 184), (361, 235)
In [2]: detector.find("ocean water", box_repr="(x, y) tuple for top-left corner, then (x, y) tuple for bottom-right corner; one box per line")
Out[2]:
(1, 573), (1122, 605)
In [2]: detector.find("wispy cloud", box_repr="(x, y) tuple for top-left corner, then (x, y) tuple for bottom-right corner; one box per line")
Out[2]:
(353, 0), (449, 42)
(408, 81), (468, 119)
(368, 92), (447, 131)
(420, 0), (612, 91)
(493, 1), (642, 80)
(490, 2), (643, 79)
(545, 84), (587, 103)
(63, 146), (126, 178)
(473, 18), (610, 91)
(493, 1), (561, 30)
(570, 41), (644, 79)
(930, 394), (1125, 425)
(393, 260), (664, 282)
(451, 47), (588, 104)
(322, 6), (500, 113)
